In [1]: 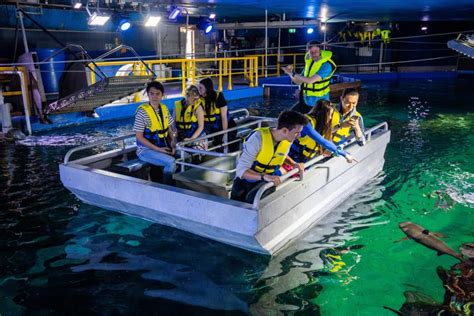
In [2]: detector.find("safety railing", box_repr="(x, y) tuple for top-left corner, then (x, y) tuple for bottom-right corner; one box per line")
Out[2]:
(246, 53), (305, 77)
(0, 66), (32, 135)
(42, 43), (107, 80)
(88, 55), (259, 95)
(63, 134), (135, 164)
(176, 114), (276, 173)
(251, 121), (389, 209)
(92, 44), (157, 79)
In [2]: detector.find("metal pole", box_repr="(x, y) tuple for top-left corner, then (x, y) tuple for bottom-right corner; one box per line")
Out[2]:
(265, 9), (268, 78)
(378, 42), (384, 72)
(323, 24), (327, 49)
(18, 10), (30, 54)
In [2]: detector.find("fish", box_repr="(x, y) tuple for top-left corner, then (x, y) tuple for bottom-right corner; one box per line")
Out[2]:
(399, 222), (464, 261)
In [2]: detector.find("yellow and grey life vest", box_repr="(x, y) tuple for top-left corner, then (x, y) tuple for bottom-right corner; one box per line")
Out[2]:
(292, 115), (320, 160)
(203, 91), (222, 123)
(250, 127), (291, 175)
(332, 109), (362, 145)
(301, 50), (337, 97)
(174, 98), (202, 132)
(137, 103), (169, 147)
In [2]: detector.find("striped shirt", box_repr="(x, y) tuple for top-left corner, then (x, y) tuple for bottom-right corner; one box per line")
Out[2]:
(133, 105), (174, 155)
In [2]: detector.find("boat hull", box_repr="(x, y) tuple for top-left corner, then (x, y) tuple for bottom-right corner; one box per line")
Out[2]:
(60, 128), (390, 255)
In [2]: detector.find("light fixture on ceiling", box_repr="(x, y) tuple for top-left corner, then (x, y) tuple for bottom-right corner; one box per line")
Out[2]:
(209, 13), (216, 19)
(72, 0), (82, 9)
(169, 6), (182, 20)
(144, 15), (161, 27)
(307, 27), (314, 34)
(86, 1), (110, 26)
(320, 23), (326, 31)
(205, 23), (214, 34)
(118, 19), (132, 31)
(421, 26), (428, 31)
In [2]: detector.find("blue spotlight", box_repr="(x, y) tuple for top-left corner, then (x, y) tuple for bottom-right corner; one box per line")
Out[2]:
(205, 23), (214, 34)
(118, 19), (131, 31)
(307, 28), (314, 34)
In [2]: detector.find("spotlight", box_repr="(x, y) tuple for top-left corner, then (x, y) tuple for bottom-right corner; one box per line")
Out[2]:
(144, 15), (161, 27)
(320, 23), (326, 31)
(169, 6), (182, 20)
(209, 13), (216, 19)
(73, 2), (82, 9)
(118, 19), (131, 31)
(88, 12), (110, 26)
(307, 28), (314, 34)
(205, 23), (214, 34)
(421, 26), (428, 31)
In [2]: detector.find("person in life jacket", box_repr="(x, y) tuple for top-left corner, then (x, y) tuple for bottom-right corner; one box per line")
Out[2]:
(133, 81), (176, 184)
(332, 88), (366, 147)
(288, 99), (354, 164)
(174, 85), (206, 142)
(281, 40), (337, 114)
(198, 78), (238, 152)
(231, 110), (308, 203)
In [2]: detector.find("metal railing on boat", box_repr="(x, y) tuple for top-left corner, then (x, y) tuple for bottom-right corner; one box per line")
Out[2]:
(251, 121), (389, 209)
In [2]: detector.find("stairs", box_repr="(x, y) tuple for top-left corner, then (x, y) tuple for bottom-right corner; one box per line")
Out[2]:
(45, 75), (153, 114)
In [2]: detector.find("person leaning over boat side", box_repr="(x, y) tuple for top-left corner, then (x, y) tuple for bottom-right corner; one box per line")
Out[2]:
(281, 40), (336, 114)
(198, 78), (238, 152)
(332, 88), (366, 147)
(133, 81), (176, 184)
(173, 85), (207, 150)
(289, 99), (354, 163)
(231, 111), (308, 204)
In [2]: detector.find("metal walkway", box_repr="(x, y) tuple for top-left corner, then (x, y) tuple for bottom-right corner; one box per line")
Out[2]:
(45, 75), (153, 114)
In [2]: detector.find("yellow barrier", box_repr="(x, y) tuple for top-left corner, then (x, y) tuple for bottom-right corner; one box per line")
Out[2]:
(88, 56), (259, 95)
(0, 66), (31, 112)
(246, 53), (305, 77)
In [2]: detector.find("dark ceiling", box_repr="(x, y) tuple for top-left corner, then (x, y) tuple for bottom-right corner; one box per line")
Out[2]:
(7, 0), (474, 22)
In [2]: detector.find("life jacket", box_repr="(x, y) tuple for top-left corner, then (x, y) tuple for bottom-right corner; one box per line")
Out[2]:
(301, 50), (337, 98)
(203, 92), (231, 132)
(249, 127), (291, 175)
(332, 107), (362, 145)
(174, 98), (202, 138)
(203, 91), (222, 123)
(291, 114), (320, 161)
(136, 103), (169, 148)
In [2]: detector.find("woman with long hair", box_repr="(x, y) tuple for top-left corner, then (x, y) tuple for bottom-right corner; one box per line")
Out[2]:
(198, 78), (238, 152)
(288, 99), (354, 163)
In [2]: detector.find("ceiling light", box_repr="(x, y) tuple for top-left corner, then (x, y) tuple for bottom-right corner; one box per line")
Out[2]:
(145, 15), (161, 27)
(88, 12), (110, 26)
(73, 2), (82, 9)
(169, 7), (182, 20)
(307, 28), (314, 34)
(320, 24), (326, 31)
(209, 13), (216, 19)
(205, 23), (214, 34)
(119, 20), (131, 31)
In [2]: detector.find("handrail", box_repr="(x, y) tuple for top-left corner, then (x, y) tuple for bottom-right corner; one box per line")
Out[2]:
(93, 45), (157, 78)
(251, 121), (389, 209)
(63, 134), (135, 164)
(176, 117), (276, 172)
(41, 43), (107, 80)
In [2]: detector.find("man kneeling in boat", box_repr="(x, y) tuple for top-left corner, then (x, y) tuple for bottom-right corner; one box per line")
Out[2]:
(332, 88), (366, 147)
(231, 111), (308, 204)
(133, 81), (176, 184)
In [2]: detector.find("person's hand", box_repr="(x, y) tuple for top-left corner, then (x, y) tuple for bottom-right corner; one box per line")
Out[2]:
(292, 162), (305, 175)
(156, 147), (172, 154)
(183, 137), (191, 141)
(345, 153), (354, 163)
(263, 174), (281, 186)
(323, 150), (332, 157)
(170, 147), (176, 156)
(280, 65), (294, 75)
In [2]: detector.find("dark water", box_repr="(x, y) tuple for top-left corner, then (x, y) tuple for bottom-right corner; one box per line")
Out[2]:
(1, 75), (473, 315)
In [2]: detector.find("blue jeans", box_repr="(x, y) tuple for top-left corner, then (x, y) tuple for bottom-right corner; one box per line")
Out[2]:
(137, 147), (175, 183)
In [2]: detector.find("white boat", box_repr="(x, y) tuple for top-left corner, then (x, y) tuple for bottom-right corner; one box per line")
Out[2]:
(60, 110), (390, 255)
